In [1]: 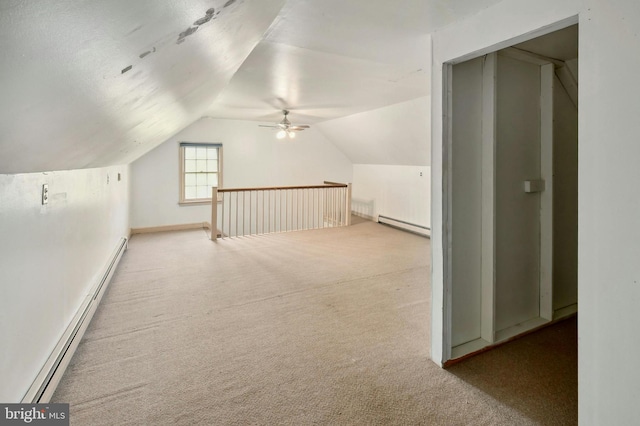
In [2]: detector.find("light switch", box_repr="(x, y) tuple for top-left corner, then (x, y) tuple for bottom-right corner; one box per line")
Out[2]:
(42, 184), (49, 205)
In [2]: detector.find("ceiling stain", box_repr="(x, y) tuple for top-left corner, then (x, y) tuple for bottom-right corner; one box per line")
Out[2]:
(123, 2), (235, 74)
(194, 8), (216, 26)
(139, 47), (156, 59)
(177, 26), (198, 44)
(125, 24), (144, 37)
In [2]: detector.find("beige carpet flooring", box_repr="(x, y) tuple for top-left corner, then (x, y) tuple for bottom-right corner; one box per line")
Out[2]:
(52, 219), (577, 425)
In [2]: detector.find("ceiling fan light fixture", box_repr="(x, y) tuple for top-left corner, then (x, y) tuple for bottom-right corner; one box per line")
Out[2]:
(260, 110), (309, 139)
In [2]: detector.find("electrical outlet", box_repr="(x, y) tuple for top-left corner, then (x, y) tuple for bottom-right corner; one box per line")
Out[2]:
(42, 184), (49, 205)
(420, 171), (423, 177)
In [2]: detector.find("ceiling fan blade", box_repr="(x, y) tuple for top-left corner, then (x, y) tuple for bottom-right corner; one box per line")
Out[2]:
(259, 109), (311, 133)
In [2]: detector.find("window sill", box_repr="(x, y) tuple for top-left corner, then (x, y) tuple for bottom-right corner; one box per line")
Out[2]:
(178, 200), (222, 206)
(180, 200), (210, 206)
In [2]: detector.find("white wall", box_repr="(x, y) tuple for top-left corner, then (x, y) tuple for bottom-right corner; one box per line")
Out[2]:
(316, 97), (431, 166)
(0, 165), (130, 402)
(323, 98), (431, 231)
(431, 0), (640, 424)
(130, 118), (353, 229)
(351, 164), (430, 228)
(579, 1), (640, 423)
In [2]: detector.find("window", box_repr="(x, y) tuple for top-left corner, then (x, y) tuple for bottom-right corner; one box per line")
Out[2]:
(179, 142), (222, 203)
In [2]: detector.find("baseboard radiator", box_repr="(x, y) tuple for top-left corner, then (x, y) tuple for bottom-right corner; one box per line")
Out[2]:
(378, 215), (430, 238)
(21, 237), (128, 403)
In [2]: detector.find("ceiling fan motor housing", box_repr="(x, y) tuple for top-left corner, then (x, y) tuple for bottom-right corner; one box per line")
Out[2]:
(258, 110), (309, 138)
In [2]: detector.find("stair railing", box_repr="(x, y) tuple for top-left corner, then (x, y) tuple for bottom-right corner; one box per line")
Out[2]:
(210, 181), (351, 240)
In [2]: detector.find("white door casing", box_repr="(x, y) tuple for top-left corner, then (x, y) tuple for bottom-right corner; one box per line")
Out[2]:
(449, 49), (554, 359)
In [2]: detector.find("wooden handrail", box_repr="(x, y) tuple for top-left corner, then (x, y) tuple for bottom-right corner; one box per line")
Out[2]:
(212, 181), (352, 239)
(218, 183), (347, 193)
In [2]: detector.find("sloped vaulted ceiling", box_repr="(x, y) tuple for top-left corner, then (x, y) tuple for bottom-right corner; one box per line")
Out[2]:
(204, 0), (505, 125)
(0, 0), (506, 174)
(0, 0), (286, 174)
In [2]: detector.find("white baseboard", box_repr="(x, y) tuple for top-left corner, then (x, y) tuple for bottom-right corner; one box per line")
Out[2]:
(130, 222), (210, 234)
(22, 237), (128, 403)
(377, 215), (431, 238)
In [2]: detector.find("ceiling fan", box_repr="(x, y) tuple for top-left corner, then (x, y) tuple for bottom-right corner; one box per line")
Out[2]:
(259, 110), (310, 139)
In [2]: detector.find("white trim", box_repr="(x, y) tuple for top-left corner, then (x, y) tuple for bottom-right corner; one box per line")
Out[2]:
(480, 52), (497, 344)
(179, 143), (223, 204)
(377, 215), (430, 237)
(130, 222), (211, 235)
(540, 62), (555, 321)
(437, 15), (578, 66)
(451, 338), (492, 360)
(441, 62), (454, 364)
(434, 13), (579, 365)
(494, 317), (549, 342)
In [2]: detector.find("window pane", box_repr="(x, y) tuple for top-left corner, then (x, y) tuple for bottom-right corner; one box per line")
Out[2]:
(185, 186), (197, 199)
(185, 173), (196, 186)
(196, 173), (207, 186)
(185, 159), (196, 173)
(196, 186), (208, 199)
(196, 147), (207, 160)
(182, 145), (220, 202)
(184, 147), (196, 159)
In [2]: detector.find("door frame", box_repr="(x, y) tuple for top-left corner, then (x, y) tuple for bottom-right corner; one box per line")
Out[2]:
(443, 44), (556, 362)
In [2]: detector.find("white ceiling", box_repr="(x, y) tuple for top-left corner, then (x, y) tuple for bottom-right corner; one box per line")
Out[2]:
(0, 0), (505, 173)
(206, 0), (508, 124)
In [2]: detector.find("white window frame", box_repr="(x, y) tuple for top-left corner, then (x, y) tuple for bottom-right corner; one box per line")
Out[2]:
(179, 142), (223, 204)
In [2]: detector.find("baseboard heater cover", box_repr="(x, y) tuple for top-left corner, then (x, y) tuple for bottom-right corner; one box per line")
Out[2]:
(21, 237), (128, 403)
(377, 215), (430, 238)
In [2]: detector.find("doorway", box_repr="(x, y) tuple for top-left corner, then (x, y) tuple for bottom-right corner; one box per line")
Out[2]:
(448, 25), (578, 359)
